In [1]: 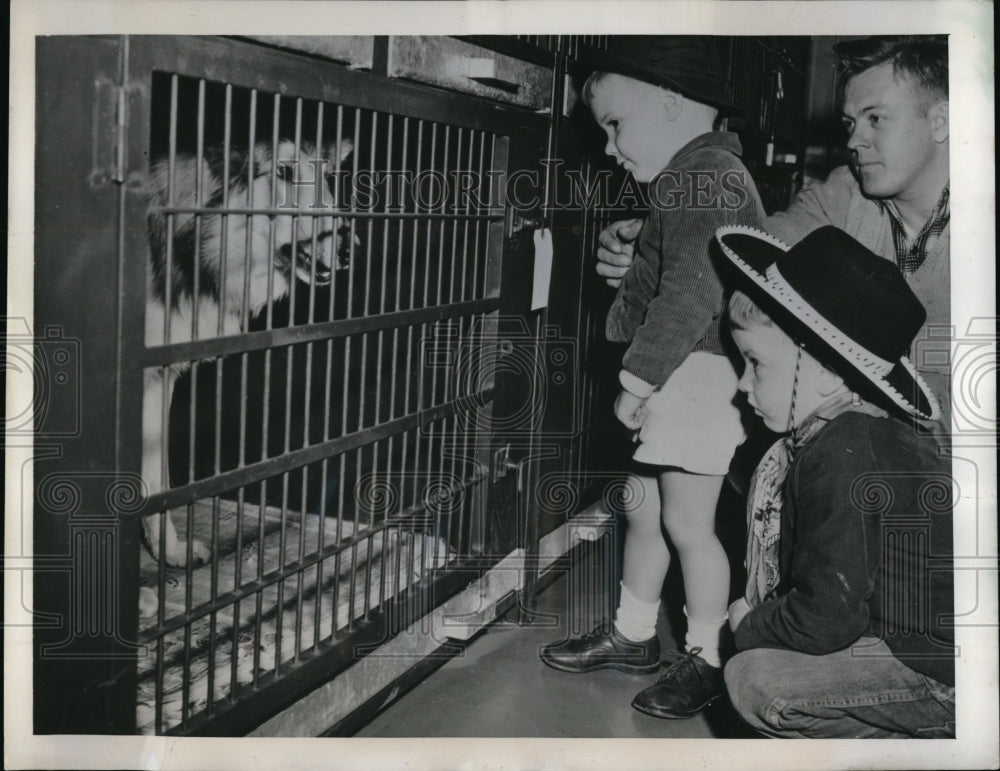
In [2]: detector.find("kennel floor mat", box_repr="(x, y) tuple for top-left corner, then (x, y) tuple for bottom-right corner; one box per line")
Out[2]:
(136, 499), (447, 734)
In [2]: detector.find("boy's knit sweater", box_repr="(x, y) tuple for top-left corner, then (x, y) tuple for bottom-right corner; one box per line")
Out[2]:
(606, 131), (765, 397)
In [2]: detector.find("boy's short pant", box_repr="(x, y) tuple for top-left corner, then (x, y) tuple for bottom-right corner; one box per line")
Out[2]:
(633, 352), (745, 475)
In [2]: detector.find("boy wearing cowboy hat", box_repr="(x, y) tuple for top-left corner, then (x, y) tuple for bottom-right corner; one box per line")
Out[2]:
(539, 36), (765, 719)
(715, 224), (954, 738)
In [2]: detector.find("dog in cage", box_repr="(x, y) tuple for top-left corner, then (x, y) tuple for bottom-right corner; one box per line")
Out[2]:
(142, 136), (354, 567)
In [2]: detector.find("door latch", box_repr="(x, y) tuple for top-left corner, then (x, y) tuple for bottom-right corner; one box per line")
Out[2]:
(492, 443), (520, 484)
(509, 212), (545, 237)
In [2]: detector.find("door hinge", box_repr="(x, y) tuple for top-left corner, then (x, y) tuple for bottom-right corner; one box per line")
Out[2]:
(91, 79), (126, 187)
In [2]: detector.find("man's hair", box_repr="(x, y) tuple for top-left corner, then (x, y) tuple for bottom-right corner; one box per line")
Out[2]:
(726, 290), (775, 331)
(834, 35), (949, 109)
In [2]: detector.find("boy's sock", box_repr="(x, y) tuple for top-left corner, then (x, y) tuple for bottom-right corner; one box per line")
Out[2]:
(613, 582), (660, 642)
(683, 605), (728, 668)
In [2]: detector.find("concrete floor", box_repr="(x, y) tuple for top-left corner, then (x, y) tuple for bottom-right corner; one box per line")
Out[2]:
(356, 541), (756, 739)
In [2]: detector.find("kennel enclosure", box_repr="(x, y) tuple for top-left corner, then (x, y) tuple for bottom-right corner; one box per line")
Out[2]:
(33, 34), (810, 735)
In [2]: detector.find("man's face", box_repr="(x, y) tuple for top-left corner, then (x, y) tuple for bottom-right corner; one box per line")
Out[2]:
(589, 74), (676, 183)
(841, 62), (945, 201)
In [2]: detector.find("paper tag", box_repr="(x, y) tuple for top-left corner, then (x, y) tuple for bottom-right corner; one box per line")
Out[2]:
(461, 57), (497, 80)
(531, 228), (554, 311)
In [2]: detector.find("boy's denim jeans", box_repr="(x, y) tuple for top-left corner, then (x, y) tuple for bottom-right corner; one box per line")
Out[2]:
(725, 637), (955, 738)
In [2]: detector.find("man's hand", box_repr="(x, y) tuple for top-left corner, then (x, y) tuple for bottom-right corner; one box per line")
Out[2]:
(614, 390), (648, 431)
(728, 597), (751, 632)
(596, 218), (642, 288)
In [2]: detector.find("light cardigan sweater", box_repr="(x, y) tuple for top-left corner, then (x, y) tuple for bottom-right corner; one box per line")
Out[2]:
(763, 166), (951, 422)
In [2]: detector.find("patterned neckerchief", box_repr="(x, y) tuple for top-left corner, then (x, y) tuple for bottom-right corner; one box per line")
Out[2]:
(743, 393), (889, 609)
(877, 184), (950, 277)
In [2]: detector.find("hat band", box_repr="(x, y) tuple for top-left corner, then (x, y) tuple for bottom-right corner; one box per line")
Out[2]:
(764, 264), (896, 378)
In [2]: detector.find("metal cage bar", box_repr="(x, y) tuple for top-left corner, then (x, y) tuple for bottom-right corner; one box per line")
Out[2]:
(123, 35), (530, 735)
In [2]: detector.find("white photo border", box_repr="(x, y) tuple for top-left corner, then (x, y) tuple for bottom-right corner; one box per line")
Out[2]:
(6, 2), (996, 769)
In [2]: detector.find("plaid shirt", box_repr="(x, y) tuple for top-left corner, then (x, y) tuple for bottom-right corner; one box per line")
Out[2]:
(879, 185), (950, 277)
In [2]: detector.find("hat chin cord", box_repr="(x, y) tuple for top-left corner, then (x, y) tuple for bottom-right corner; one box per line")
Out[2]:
(786, 345), (868, 444)
(787, 343), (804, 444)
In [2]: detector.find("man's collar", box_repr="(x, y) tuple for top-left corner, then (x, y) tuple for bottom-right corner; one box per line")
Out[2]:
(874, 182), (951, 228)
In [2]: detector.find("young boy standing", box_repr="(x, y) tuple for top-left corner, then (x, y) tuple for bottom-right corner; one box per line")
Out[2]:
(540, 37), (764, 718)
(593, 36), (951, 442)
(715, 224), (955, 738)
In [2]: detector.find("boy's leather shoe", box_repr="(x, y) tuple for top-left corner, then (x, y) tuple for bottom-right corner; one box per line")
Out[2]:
(539, 626), (660, 674)
(630, 647), (724, 718)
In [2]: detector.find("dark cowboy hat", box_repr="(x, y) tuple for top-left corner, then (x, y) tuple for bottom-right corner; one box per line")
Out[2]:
(714, 225), (940, 422)
(574, 36), (740, 116)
